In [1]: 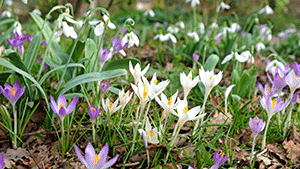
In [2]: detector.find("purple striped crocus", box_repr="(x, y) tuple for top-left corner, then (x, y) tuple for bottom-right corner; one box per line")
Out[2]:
(50, 94), (78, 120)
(249, 116), (265, 135)
(210, 151), (228, 169)
(88, 104), (100, 123)
(0, 80), (25, 105)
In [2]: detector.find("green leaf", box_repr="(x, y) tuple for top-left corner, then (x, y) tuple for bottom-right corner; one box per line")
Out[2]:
(0, 18), (15, 26)
(0, 24), (15, 44)
(102, 58), (141, 71)
(230, 70), (240, 94)
(24, 33), (42, 72)
(30, 13), (53, 41)
(59, 69), (127, 95)
(0, 58), (49, 110)
(84, 38), (97, 72)
(4, 52), (29, 72)
(203, 54), (219, 71)
(0, 72), (12, 86)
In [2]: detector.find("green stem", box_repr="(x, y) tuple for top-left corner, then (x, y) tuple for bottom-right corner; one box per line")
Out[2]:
(12, 104), (17, 149)
(262, 117), (271, 150)
(250, 134), (257, 165)
(118, 107), (124, 130)
(165, 120), (181, 163)
(92, 123), (96, 145)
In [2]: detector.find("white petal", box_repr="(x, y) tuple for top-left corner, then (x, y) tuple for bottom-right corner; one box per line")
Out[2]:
(94, 23), (104, 36)
(89, 20), (101, 25)
(221, 53), (233, 64)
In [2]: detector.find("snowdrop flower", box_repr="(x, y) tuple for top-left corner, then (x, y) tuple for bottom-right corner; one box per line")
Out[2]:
(185, 0), (200, 8)
(240, 51), (254, 63)
(138, 117), (159, 144)
(216, 1), (230, 12)
(224, 84), (235, 113)
(265, 60), (285, 76)
(119, 89), (133, 109)
(150, 73), (170, 98)
(187, 32), (199, 42)
(32, 9), (42, 16)
(89, 20), (105, 36)
(122, 32), (139, 48)
(222, 51), (250, 64)
(61, 22), (78, 39)
(167, 26), (179, 34)
(13, 21), (22, 35)
(102, 98), (121, 115)
(175, 21), (185, 29)
(258, 5), (274, 15)
(199, 66), (223, 100)
(155, 91), (179, 120)
(154, 33), (177, 43)
(211, 22), (219, 29)
(103, 14), (116, 29)
(129, 61), (150, 84)
(1, 11), (12, 18)
(199, 22), (205, 34)
(227, 23), (241, 33)
(255, 42), (265, 52)
(56, 9), (78, 39)
(143, 9), (155, 17)
(5, 0), (13, 6)
(180, 71), (200, 100)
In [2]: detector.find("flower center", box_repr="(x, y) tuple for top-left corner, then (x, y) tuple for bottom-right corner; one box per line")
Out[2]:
(153, 80), (157, 85)
(19, 35), (22, 39)
(168, 97), (172, 106)
(189, 77), (192, 80)
(60, 104), (65, 108)
(294, 76), (298, 79)
(183, 107), (188, 114)
(209, 76), (212, 80)
(93, 154), (99, 164)
(11, 88), (16, 97)
(149, 129), (154, 137)
(267, 87), (271, 93)
(272, 99), (277, 109)
(109, 102), (113, 109)
(253, 120), (259, 125)
(279, 77), (282, 81)
(91, 107), (95, 112)
(122, 93), (126, 98)
(219, 151), (225, 157)
(143, 84), (148, 99)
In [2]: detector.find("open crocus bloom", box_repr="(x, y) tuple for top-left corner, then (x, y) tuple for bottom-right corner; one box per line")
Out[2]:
(180, 71), (200, 100)
(249, 116), (265, 135)
(285, 70), (300, 93)
(88, 104), (100, 123)
(260, 96), (290, 118)
(155, 91), (179, 120)
(50, 94), (78, 120)
(74, 142), (119, 169)
(210, 151), (228, 169)
(118, 89), (133, 109)
(150, 73), (170, 98)
(0, 80), (25, 105)
(256, 82), (276, 98)
(102, 98), (121, 115)
(129, 61), (150, 84)
(267, 72), (287, 91)
(131, 76), (156, 106)
(138, 117), (159, 145)
(199, 66), (223, 98)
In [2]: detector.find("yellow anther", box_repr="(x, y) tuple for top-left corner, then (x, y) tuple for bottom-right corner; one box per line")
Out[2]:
(254, 120), (258, 125)
(279, 77), (282, 81)
(219, 151), (225, 157)
(267, 87), (271, 93)
(122, 93), (126, 98)
(153, 80), (157, 85)
(189, 77), (192, 80)
(59, 104), (65, 108)
(91, 107), (95, 112)
(272, 99), (277, 109)
(19, 35), (21, 39)
(149, 130), (154, 137)
(168, 97), (172, 106)
(209, 76), (212, 80)
(143, 84), (148, 99)
(11, 88), (16, 97)
(183, 107), (188, 114)
(93, 154), (99, 164)
(109, 102), (113, 109)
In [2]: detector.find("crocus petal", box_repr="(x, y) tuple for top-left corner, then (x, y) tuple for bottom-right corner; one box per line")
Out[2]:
(74, 145), (88, 167)
(66, 97), (78, 114)
(97, 143), (109, 166)
(221, 53), (233, 64)
(85, 142), (96, 167)
(101, 155), (119, 169)
(58, 107), (67, 117)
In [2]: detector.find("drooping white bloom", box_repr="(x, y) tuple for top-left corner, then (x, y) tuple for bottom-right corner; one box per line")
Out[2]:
(286, 70), (300, 93)
(155, 91), (179, 120)
(256, 42), (266, 52)
(154, 33), (177, 43)
(240, 51), (254, 63)
(119, 89), (133, 109)
(129, 61), (150, 84)
(103, 14), (116, 29)
(185, 0), (200, 8)
(150, 73), (170, 98)
(1, 11), (12, 18)
(138, 117), (159, 145)
(122, 32), (139, 48)
(175, 21), (185, 29)
(222, 51), (251, 64)
(187, 32), (199, 42)
(258, 5), (274, 15)
(167, 26), (179, 34)
(5, 0), (13, 6)
(211, 22), (219, 29)
(225, 84), (235, 113)
(143, 9), (155, 17)
(102, 98), (121, 115)
(216, 1), (230, 12)
(265, 60), (285, 76)
(32, 9), (42, 16)
(221, 52), (236, 64)
(56, 9), (78, 40)
(199, 22), (205, 34)
(89, 20), (105, 36)
(62, 22), (78, 39)
(199, 66), (223, 98)
(13, 21), (22, 35)
(180, 71), (200, 100)
(227, 23), (241, 33)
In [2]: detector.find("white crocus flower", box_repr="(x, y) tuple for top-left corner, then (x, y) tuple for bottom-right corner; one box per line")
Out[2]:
(155, 91), (179, 120)
(199, 66), (223, 100)
(143, 9), (155, 17)
(119, 89), (133, 109)
(122, 32), (139, 48)
(131, 77), (156, 107)
(172, 99), (205, 128)
(102, 98), (121, 115)
(154, 33), (177, 43)
(258, 5), (274, 15)
(129, 61), (150, 84)
(216, 1), (230, 12)
(286, 70), (300, 94)
(180, 71), (200, 100)
(225, 84), (235, 113)
(150, 73), (170, 98)
(187, 32), (200, 42)
(32, 9), (42, 16)
(138, 117), (159, 144)
(89, 20), (104, 36)
(1, 11), (11, 18)
(185, 0), (200, 8)
(175, 21), (185, 29)
(256, 42), (266, 52)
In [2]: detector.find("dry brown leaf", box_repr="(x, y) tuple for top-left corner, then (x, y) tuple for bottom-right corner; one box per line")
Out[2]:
(283, 139), (300, 161)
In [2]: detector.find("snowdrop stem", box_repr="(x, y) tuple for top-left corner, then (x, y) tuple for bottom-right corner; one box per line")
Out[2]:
(117, 107), (125, 130)
(250, 134), (258, 165)
(262, 116), (271, 150)
(12, 104), (17, 149)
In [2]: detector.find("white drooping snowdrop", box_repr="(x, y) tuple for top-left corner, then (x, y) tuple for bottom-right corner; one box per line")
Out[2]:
(187, 32), (200, 42)
(143, 9), (155, 17)
(258, 5), (274, 15)
(185, 0), (200, 8)
(216, 1), (230, 12)
(154, 33), (177, 43)
(122, 32), (139, 48)
(221, 51), (253, 64)
(89, 14), (116, 36)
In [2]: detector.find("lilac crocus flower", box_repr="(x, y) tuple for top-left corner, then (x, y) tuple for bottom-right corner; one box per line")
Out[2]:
(74, 142), (119, 169)
(0, 152), (4, 169)
(40, 40), (48, 46)
(256, 82), (276, 97)
(111, 37), (127, 56)
(249, 116), (265, 135)
(286, 70), (300, 93)
(193, 53), (199, 61)
(0, 80), (25, 105)
(260, 95), (290, 118)
(88, 104), (100, 123)
(293, 61), (300, 76)
(50, 94), (78, 120)
(291, 92), (299, 106)
(210, 151), (228, 169)
(37, 55), (50, 68)
(100, 47), (111, 63)
(7, 32), (26, 47)
(267, 72), (287, 92)
(100, 81), (111, 93)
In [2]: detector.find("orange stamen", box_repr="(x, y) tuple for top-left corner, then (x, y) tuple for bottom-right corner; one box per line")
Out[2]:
(209, 76), (212, 80)
(91, 107), (95, 112)
(109, 102), (113, 109)
(60, 104), (65, 108)
(11, 88), (16, 97)
(168, 97), (172, 106)
(272, 99), (277, 109)
(149, 130), (154, 137)
(267, 87), (271, 93)
(94, 154), (99, 164)
(143, 84), (147, 99)
(122, 93), (126, 98)
(153, 80), (157, 85)
(183, 107), (188, 114)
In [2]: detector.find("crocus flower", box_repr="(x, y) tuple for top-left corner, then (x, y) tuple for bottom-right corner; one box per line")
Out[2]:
(122, 32), (139, 48)
(74, 142), (119, 169)
(50, 94), (78, 120)
(249, 116), (265, 135)
(99, 47), (112, 69)
(260, 95), (289, 118)
(7, 32), (27, 56)
(185, 0), (200, 8)
(118, 89), (133, 110)
(150, 73), (170, 98)
(210, 151), (228, 169)
(193, 53), (199, 61)
(138, 117), (159, 144)
(155, 91), (179, 120)
(216, 1), (230, 12)
(129, 61), (150, 84)
(291, 91), (299, 106)
(0, 80), (25, 105)
(180, 71), (200, 100)
(187, 32), (199, 42)
(256, 82), (276, 98)
(40, 40), (48, 46)
(285, 70), (300, 93)
(88, 104), (100, 123)
(111, 37), (127, 56)
(267, 72), (287, 91)
(102, 98), (121, 115)
(293, 61), (300, 76)
(131, 76), (156, 106)
(143, 9), (155, 17)
(258, 5), (274, 15)
(100, 81), (111, 93)
(0, 152), (4, 169)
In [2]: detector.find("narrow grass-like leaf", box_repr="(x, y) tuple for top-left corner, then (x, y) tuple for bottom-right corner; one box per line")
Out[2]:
(4, 52), (29, 72)
(24, 33), (42, 72)
(0, 25), (15, 44)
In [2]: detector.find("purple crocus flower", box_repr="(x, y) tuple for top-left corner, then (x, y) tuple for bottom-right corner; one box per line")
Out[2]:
(7, 32), (26, 47)
(112, 37), (127, 51)
(267, 72), (287, 92)
(285, 70), (300, 93)
(260, 95), (290, 118)
(0, 152), (4, 169)
(210, 151), (228, 169)
(291, 91), (299, 106)
(26, 35), (34, 43)
(40, 40), (48, 46)
(293, 61), (300, 76)
(50, 94), (78, 120)
(100, 47), (111, 64)
(0, 80), (25, 105)
(37, 55), (50, 68)
(193, 53), (199, 61)
(249, 116), (265, 135)
(256, 82), (276, 97)
(88, 104), (100, 123)
(100, 81), (111, 93)
(74, 142), (119, 169)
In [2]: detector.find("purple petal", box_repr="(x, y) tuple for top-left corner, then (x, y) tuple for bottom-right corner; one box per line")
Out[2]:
(0, 152), (4, 169)
(74, 145), (88, 167)
(66, 96), (78, 114)
(50, 95), (59, 114)
(85, 142), (96, 167)
(97, 143), (109, 167)
(101, 154), (119, 169)
(58, 107), (67, 117)
(4, 83), (12, 91)
(57, 94), (67, 108)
